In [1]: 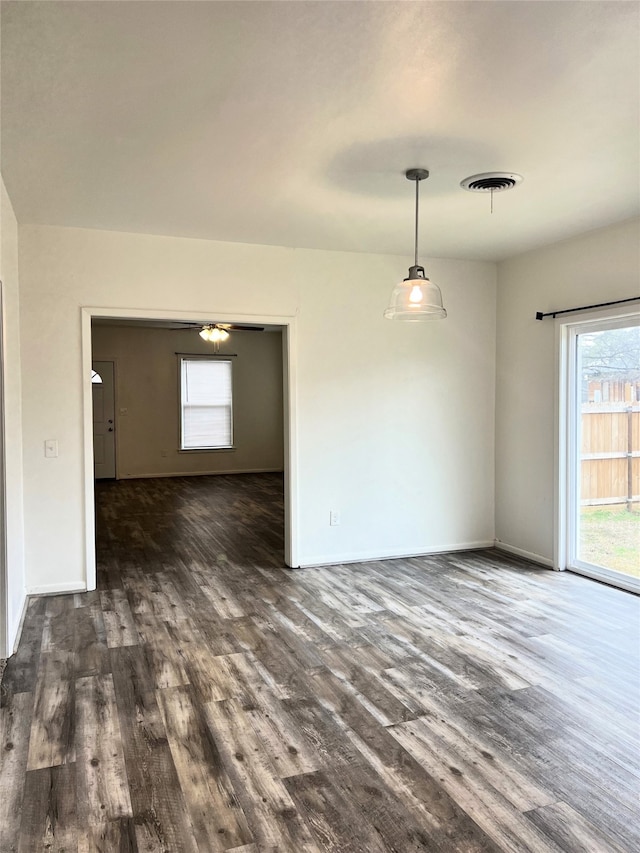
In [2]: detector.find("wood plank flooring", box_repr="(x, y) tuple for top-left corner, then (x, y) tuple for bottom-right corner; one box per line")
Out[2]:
(1, 472), (639, 852)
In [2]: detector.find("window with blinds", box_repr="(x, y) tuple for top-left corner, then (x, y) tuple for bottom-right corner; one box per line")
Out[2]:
(180, 358), (233, 450)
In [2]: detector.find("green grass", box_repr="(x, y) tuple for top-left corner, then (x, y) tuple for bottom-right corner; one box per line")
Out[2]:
(579, 505), (640, 577)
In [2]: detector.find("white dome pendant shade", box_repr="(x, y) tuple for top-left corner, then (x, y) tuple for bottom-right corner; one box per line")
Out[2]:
(384, 169), (447, 321)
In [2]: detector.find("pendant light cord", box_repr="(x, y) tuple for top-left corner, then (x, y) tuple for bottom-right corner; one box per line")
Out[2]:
(414, 178), (419, 266)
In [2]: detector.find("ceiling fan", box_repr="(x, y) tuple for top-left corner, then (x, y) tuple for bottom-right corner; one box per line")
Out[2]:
(173, 321), (265, 350)
(173, 321), (264, 336)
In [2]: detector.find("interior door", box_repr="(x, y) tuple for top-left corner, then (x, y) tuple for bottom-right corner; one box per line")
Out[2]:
(92, 360), (116, 479)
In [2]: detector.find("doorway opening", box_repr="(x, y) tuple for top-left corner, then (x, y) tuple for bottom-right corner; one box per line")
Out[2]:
(82, 308), (299, 590)
(560, 312), (639, 593)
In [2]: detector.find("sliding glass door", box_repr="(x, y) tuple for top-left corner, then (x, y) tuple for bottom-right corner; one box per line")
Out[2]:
(564, 315), (639, 592)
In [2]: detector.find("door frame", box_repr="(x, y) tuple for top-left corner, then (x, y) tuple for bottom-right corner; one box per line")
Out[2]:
(81, 306), (299, 591)
(555, 306), (639, 593)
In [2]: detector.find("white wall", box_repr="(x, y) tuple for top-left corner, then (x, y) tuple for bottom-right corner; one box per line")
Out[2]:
(91, 323), (284, 478)
(296, 247), (497, 564)
(1, 177), (26, 650)
(495, 217), (640, 564)
(18, 224), (496, 589)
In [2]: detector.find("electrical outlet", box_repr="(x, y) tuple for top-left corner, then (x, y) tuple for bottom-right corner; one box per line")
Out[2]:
(330, 510), (340, 526)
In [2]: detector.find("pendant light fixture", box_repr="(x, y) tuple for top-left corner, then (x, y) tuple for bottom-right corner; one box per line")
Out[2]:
(384, 169), (447, 321)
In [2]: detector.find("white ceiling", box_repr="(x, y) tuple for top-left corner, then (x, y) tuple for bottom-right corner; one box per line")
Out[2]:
(2, 1), (638, 262)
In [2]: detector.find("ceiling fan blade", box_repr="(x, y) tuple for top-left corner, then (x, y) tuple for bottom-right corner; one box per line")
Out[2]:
(226, 325), (265, 332)
(166, 323), (265, 332)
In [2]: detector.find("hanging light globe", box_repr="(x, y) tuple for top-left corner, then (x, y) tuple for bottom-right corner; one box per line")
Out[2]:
(384, 265), (447, 321)
(385, 169), (447, 321)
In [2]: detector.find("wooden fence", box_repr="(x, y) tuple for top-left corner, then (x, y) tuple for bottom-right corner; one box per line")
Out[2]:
(581, 404), (640, 507)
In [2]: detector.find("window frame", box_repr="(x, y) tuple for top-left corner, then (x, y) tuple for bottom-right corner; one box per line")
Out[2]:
(179, 355), (235, 452)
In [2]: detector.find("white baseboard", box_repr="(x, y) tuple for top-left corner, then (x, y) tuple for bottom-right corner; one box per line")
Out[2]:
(118, 468), (283, 479)
(297, 540), (495, 569)
(9, 591), (28, 654)
(494, 540), (554, 568)
(27, 581), (87, 595)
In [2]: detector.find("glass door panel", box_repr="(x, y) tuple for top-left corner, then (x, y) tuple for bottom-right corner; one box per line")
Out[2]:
(570, 320), (639, 592)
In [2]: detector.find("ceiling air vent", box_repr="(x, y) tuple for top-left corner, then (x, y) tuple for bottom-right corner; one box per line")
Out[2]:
(460, 172), (523, 192)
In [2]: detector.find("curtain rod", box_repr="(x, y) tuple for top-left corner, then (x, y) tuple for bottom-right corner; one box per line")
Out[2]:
(535, 296), (640, 321)
(175, 352), (237, 358)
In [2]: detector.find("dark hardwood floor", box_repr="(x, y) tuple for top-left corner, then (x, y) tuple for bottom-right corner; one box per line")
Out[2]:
(1, 473), (639, 852)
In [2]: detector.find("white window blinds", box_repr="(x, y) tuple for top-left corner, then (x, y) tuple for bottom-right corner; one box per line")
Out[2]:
(180, 358), (233, 449)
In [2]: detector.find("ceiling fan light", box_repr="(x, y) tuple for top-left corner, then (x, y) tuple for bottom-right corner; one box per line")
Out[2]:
(209, 327), (229, 343)
(199, 326), (212, 341)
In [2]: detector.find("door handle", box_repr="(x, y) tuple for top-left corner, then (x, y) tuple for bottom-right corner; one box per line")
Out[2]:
(108, 427), (114, 432)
